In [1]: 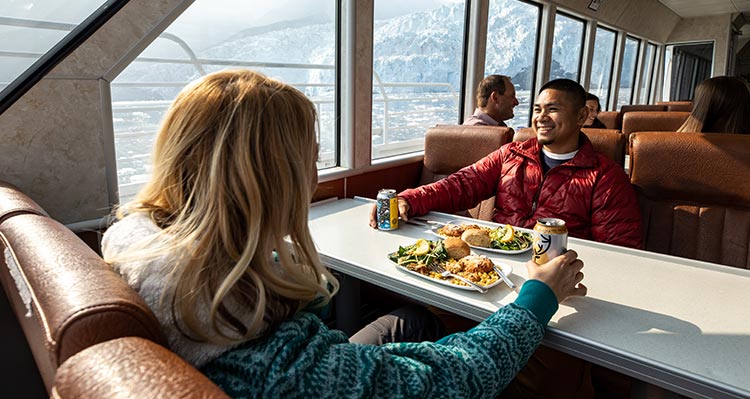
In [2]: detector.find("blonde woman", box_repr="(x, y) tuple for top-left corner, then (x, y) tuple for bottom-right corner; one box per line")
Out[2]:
(103, 69), (586, 398)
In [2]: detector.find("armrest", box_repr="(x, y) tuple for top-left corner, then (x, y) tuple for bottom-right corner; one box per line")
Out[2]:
(52, 337), (229, 399)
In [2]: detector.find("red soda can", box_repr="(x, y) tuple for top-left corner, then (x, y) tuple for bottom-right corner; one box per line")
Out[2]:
(532, 218), (568, 265)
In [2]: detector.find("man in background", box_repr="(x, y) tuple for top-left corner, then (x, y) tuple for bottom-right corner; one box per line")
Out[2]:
(463, 74), (519, 127)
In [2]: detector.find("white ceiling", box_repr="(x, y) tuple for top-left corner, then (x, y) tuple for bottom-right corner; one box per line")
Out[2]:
(657, 0), (750, 17)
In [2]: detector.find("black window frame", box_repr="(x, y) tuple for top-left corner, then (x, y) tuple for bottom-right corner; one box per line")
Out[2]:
(551, 11), (586, 83)
(0, 0), (130, 115)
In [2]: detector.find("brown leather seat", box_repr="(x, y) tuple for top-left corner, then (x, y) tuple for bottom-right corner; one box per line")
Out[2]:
(656, 101), (693, 112)
(513, 127), (626, 167)
(0, 181), (47, 223)
(581, 128), (626, 166)
(52, 337), (229, 399)
(621, 111), (690, 135)
(0, 183), (166, 391)
(618, 104), (668, 129)
(629, 132), (750, 269)
(420, 125), (514, 220)
(597, 111), (619, 130)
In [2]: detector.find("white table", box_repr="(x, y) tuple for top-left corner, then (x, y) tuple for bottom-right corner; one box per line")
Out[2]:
(308, 198), (750, 399)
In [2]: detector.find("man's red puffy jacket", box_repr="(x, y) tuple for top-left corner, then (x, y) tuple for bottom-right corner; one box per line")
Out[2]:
(400, 134), (643, 248)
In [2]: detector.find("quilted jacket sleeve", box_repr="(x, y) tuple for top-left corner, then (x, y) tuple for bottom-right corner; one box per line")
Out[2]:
(400, 148), (505, 217)
(590, 159), (643, 249)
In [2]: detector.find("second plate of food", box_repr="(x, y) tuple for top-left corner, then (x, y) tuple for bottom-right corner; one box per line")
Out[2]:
(431, 220), (534, 254)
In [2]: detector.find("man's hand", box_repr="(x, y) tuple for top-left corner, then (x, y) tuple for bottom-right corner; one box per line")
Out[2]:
(369, 197), (411, 229)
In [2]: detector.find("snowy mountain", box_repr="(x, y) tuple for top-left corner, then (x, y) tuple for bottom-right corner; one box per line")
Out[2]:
(115, 0), (591, 100)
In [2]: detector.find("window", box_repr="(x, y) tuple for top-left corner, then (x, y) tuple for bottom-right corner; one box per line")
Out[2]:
(111, 0), (338, 202)
(549, 13), (584, 82)
(371, 0), (466, 160)
(638, 42), (656, 104)
(0, 0), (115, 105)
(484, 0), (541, 128)
(588, 27), (616, 110)
(616, 36), (640, 109)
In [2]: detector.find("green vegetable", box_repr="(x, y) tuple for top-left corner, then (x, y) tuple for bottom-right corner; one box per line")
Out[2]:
(489, 229), (533, 250)
(390, 240), (448, 266)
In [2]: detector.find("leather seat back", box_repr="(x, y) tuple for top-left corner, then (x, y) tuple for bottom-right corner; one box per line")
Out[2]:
(0, 183), (165, 391)
(597, 111), (619, 130)
(0, 182), (47, 223)
(629, 132), (750, 269)
(52, 337), (228, 399)
(618, 104), (668, 129)
(622, 111), (690, 135)
(421, 125), (514, 220)
(656, 100), (693, 112)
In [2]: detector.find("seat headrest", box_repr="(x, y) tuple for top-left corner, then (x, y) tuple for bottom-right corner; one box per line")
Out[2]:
(597, 112), (620, 129)
(424, 125), (513, 174)
(0, 214), (165, 388)
(0, 181), (48, 224)
(622, 111), (690, 134)
(581, 128), (626, 165)
(630, 132), (750, 206)
(512, 127), (535, 142)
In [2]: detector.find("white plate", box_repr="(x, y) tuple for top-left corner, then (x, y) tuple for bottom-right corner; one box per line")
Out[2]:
(387, 253), (513, 292)
(429, 220), (534, 255)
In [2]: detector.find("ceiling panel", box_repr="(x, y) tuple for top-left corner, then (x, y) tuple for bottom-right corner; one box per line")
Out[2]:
(658, 0), (750, 17)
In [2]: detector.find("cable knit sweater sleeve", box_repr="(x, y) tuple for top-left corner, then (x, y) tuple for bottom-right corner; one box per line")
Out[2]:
(202, 281), (556, 399)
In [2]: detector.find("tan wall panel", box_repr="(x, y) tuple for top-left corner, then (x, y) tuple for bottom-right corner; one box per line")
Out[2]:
(551, 0), (680, 42)
(0, 0), (188, 224)
(667, 14), (733, 76)
(0, 80), (108, 223)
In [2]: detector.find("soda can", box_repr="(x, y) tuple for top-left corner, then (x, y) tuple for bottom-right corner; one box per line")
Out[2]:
(376, 189), (399, 231)
(532, 218), (568, 265)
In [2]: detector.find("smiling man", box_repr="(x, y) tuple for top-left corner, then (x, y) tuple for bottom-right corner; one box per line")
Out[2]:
(369, 79), (642, 397)
(368, 79), (642, 397)
(370, 78), (642, 249)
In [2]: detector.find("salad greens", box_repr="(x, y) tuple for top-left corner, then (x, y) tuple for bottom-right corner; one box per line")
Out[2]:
(389, 239), (448, 266)
(489, 227), (533, 250)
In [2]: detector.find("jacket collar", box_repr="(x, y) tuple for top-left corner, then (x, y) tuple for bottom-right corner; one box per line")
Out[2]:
(511, 131), (598, 169)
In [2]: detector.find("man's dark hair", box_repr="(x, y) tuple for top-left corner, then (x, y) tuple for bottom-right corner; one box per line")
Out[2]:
(476, 75), (510, 107)
(539, 79), (586, 109)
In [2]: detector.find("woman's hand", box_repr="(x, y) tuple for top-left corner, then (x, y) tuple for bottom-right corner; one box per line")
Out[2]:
(525, 250), (587, 303)
(368, 197), (411, 229)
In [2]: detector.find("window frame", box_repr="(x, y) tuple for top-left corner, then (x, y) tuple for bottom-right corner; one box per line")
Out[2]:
(618, 34), (641, 107)
(550, 11), (586, 83)
(589, 24), (617, 110)
(0, 0), (129, 115)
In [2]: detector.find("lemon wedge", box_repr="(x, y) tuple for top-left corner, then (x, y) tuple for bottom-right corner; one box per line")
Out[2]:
(413, 239), (431, 256)
(499, 225), (515, 243)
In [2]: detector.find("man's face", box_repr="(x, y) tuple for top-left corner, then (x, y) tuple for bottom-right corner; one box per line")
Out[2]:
(532, 89), (587, 153)
(491, 79), (519, 121)
(585, 99), (598, 125)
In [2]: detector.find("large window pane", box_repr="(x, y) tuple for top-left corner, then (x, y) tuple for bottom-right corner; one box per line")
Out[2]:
(616, 36), (639, 109)
(484, 0), (541, 128)
(371, 1), (466, 160)
(0, 1), (109, 93)
(549, 13), (584, 82)
(638, 43), (656, 104)
(111, 0), (337, 203)
(589, 27), (616, 110)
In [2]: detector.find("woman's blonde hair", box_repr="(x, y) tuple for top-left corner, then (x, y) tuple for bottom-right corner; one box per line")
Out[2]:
(115, 69), (337, 344)
(677, 76), (750, 134)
